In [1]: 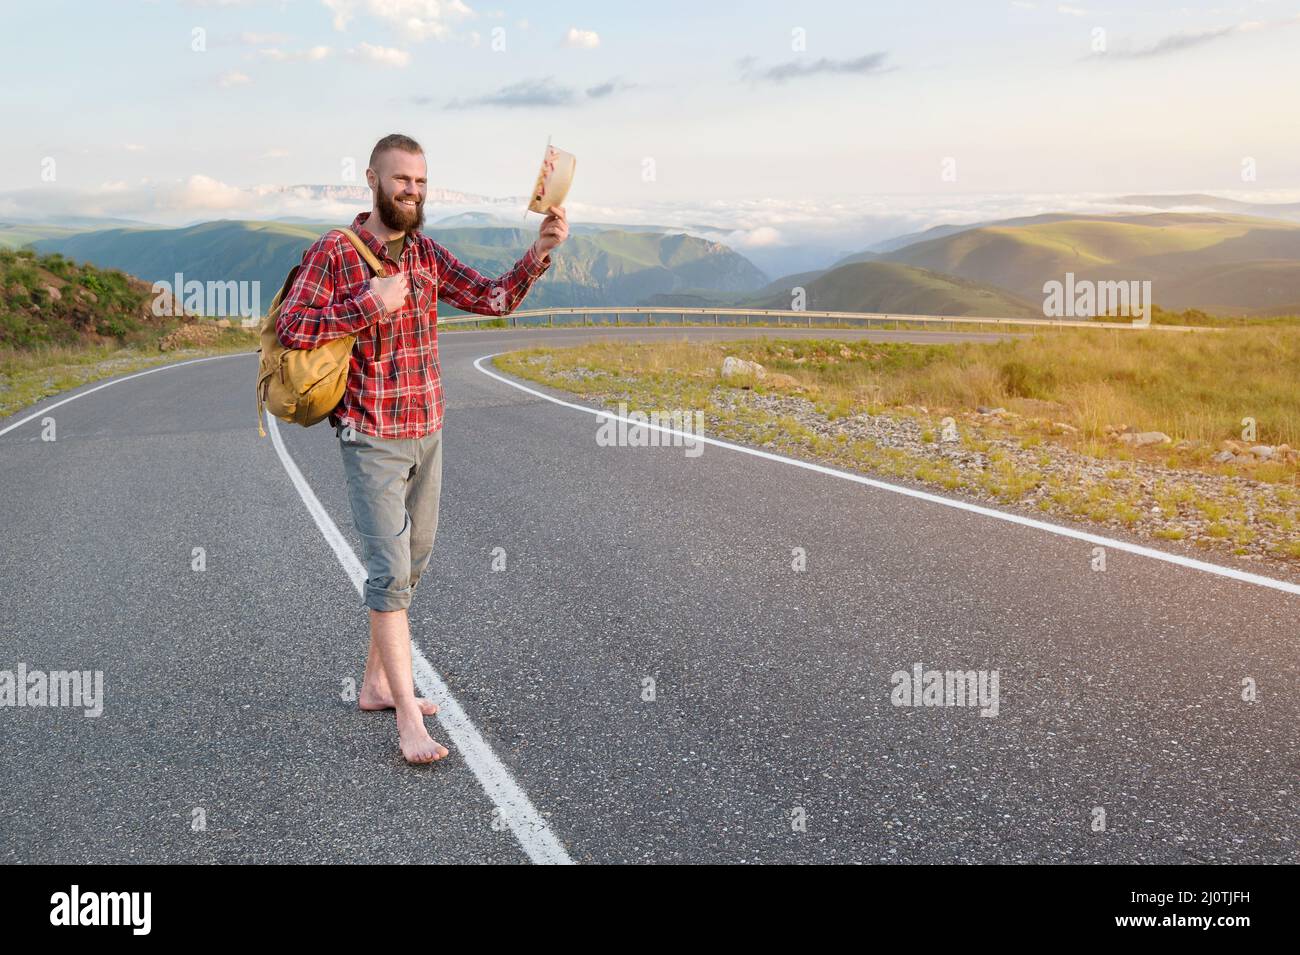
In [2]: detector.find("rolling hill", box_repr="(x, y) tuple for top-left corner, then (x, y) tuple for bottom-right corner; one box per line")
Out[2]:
(0, 216), (158, 250)
(739, 261), (1040, 317)
(873, 212), (1300, 314)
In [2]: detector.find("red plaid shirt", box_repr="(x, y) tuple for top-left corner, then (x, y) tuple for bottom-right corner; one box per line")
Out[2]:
(276, 212), (551, 438)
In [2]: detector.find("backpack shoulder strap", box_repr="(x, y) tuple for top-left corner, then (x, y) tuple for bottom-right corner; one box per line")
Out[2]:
(335, 227), (388, 277)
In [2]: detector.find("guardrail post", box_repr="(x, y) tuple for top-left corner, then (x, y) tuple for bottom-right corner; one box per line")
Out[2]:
(549, 313), (554, 327)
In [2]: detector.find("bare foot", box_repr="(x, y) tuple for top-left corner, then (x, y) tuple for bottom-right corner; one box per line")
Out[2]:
(397, 711), (450, 764)
(358, 688), (439, 716)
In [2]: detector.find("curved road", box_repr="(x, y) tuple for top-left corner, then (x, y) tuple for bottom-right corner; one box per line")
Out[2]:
(1, 326), (1296, 864)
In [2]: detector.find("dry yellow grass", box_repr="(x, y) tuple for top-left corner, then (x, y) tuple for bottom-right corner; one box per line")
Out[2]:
(499, 327), (1300, 451)
(0, 331), (256, 419)
(496, 330), (1300, 564)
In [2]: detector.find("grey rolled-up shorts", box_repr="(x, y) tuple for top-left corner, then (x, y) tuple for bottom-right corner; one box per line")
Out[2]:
(335, 421), (443, 612)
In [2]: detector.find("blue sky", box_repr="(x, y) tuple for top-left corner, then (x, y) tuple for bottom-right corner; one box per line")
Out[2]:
(4, 0), (1300, 256)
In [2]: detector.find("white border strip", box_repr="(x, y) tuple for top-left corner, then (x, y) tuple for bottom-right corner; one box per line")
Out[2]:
(474, 353), (1300, 597)
(265, 412), (574, 865)
(0, 353), (244, 438)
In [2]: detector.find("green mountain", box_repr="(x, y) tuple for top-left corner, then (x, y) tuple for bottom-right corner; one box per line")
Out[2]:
(739, 261), (1039, 317)
(0, 223), (86, 250)
(875, 212), (1300, 313)
(853, 214), (1079, 257)
(0, 216), (159, 250)
(29, 220), (767, 316)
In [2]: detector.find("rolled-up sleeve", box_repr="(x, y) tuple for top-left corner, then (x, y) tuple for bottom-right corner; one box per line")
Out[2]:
(276, 239), (386, 349)
(432, 240), (551, 317)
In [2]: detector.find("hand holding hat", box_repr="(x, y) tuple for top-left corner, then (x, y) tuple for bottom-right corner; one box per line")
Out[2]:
(533, 205), (569, 259)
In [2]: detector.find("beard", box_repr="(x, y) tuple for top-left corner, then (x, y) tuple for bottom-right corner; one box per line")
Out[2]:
(375, 182), (424, 234)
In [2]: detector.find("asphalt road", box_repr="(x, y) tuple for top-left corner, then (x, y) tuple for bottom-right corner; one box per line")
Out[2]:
(1, 325), (1296, 864)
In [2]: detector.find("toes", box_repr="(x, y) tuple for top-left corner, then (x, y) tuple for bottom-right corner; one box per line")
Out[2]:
(401, 739), (449, 764)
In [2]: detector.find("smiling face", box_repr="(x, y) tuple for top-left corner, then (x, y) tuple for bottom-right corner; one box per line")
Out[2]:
(368, 147), (427, 235)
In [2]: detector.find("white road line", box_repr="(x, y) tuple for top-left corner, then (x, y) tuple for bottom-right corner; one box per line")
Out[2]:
(264, 412), (574, 865)
(0, 353), (247, 438)
(2, 351), (572, 863)
(473, 353), (1300, 597)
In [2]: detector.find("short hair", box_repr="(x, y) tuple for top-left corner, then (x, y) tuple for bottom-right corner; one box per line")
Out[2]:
(369, 133), (424, 170)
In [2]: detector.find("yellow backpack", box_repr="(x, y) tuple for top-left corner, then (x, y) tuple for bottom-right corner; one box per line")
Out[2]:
(255, 228), (385, 436)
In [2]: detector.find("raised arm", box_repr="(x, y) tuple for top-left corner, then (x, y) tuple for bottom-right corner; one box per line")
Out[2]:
(431, 240), (552, 317)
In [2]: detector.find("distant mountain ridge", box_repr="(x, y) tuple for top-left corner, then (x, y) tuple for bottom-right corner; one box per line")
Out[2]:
(1115, 193), (1300, 218)
(28, 219), (769, 316)
(15, 205), (1300, 320)
(275, 183), (523, 206)
(872, 212), (1300, 314)
(740, 261), (1039, 317)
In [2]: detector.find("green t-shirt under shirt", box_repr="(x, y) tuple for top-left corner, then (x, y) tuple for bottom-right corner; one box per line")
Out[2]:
(385, 235), (405, 265)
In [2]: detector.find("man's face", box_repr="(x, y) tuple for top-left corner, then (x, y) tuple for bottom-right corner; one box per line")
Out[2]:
(369, 149), (427, 234)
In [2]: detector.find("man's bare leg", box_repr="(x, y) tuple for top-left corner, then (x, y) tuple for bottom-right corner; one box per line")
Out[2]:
(369, 608), (449, 764)
(357, 628), (439, 716)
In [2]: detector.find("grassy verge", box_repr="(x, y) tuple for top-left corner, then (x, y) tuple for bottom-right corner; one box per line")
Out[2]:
(495, 328), (1300, 568)
(0, 330), (257, 419)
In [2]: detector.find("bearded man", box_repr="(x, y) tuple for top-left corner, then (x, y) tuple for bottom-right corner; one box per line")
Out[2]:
(277, 133), (568, 764)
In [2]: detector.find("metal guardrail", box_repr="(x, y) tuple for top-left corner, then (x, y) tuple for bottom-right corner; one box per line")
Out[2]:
(437, 306), (1215, 332)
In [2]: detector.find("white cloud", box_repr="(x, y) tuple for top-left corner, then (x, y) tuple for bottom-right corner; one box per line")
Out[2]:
(259, 45), (332, 62)
(218, 71), (251, 87)
(352, 41), (411, 66)
(1057, 4), (1087, 15)
(322, 0), (356, 30)
(724, 226), (782, 248)
(239, 31), (288, 45)
(322, 0), (475, 40)
(562, 27), (600, 48)
(172, 174), (247, 210)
